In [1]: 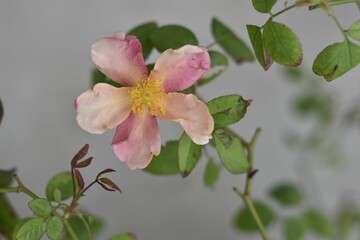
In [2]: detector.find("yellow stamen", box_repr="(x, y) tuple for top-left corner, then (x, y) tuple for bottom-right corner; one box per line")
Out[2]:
(129, 78), (168, 116)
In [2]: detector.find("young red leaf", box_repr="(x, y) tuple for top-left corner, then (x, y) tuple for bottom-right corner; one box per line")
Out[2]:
(71, 144), (89, 167)
(97, 181), (116, 192)
(74, 169), (85, 190)
(96, 168), (116, 179)
(75, 157), (93, 169)
(0, 97), (3, 124)
(98, 177), (121, 192)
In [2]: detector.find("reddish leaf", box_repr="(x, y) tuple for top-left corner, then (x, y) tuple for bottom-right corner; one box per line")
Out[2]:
(71, 144), (89, 167)
(74, 169), (84, 190)
(0, 97), (3, 124)
(75, 157), (93, 169)
(98, 177), (121, 192)
(96, 168), (116, 179)
(97, 181), (116, 192)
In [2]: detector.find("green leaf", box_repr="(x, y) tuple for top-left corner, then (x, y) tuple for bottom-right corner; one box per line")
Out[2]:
(294, 92), (333, 122)
(28, 198), (53, 218)
(110, 232), (137, 240)
(269, 183), (303, 206)
(53, 189), (62, 203)
(150, 25), (198, 52)
(61, 214), (103, 240)
(263, 21), (302, 66)
(313, 40), (360, 81)
(348, 19), (360, 41)
(247, 25), (273, 70)
(12, 218), (31, 240)
(128, 22), (157, 60)
(16, 217), (47, 240)
(211, 18), (254, 63)
(214, 128), (249, 174)
(208, 50), (229, 68)
(303, 210), (336, 238)
(178, 132), (203, 177)
(283, 217), (306, 240)
(144, 141), (179, 175)
(337, 207), (360, 236)
(197, 50), (229, 86)
(252, 0), (277, 13)
(0, 168), (16, 188)
(234, 201), (275, 231)
(282, 67), (304, 83)
(47, 216), (63, 240)
(146, 63), (155, 72)
(92, 68), (122, 88)
(203, 159), (221, 188)
(45, 171), (73, 202)
(207, 94), (250, 127)
(0, 195), (18, 239)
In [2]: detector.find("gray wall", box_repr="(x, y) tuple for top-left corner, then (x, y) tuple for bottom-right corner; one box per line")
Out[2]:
(1, 1), (359, 239)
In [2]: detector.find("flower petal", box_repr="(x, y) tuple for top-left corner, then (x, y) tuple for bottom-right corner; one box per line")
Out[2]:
(149, 45), (210, 92)
(91, 32), (148, 87)
(112, 112), (161, 169)
(76, 83), (132, 134)
(160, 93), (214, 144)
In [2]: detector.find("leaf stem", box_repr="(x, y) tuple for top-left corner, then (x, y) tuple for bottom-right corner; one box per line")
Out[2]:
(310, 0), (360, 9)
(0, 174), (41, 199)
(63, 218), (79, 240)
(206, 41), (218, 49)
(270, 4), (296, 19)
(331, 14), (348, 40)
(233, 128), (269, 240)
(244, 128), (261, 195)
(233, 188), (270, 240)
(71, 167), (77, 203)
(68, 180), (97, 214)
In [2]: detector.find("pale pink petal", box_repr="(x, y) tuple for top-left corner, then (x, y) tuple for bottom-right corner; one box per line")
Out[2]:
(149, 45), (210, 92)
(91, 32), (148, 87)
(112, 112), (161, 169)
(76, 83), (132, 134)
(160, 93), (214, 144)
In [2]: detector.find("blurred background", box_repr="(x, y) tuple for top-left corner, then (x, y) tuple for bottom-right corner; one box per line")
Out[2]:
(1, 1), (360, 239)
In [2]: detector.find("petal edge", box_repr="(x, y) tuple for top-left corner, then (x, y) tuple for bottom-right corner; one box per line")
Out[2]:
(91, 32), (148, 87)
(160, 93), (214, 145)
(76, 83), (132, 134)
(150, 45), (210, 92)
(112, 112), (161, 169)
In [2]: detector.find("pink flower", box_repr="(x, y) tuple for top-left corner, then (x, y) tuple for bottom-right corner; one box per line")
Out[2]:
(76, 32), (214, 169)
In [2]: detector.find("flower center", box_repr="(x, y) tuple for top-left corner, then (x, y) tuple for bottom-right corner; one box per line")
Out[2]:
(129, 78), (168, 116)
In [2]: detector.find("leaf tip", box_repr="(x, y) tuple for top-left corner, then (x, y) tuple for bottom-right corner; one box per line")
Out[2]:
(180, 171), (190, 178)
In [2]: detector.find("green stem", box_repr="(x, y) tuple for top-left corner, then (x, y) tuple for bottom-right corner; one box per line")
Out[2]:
(307, 0), (348, 40)
(206, 41), (218, 49)
(271, 4), (296, 19)
(233, 128), (269, 240)
(71, 168), (76, 204)
(0, 187), (18, 194)
(244, 128), (261, 195)
(310, 0), (360, 9)
(0, 175), (40, 199)
(63, 218), (79, 240)
(234, 188), (269, 240)
(331, 14), (348, 40)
